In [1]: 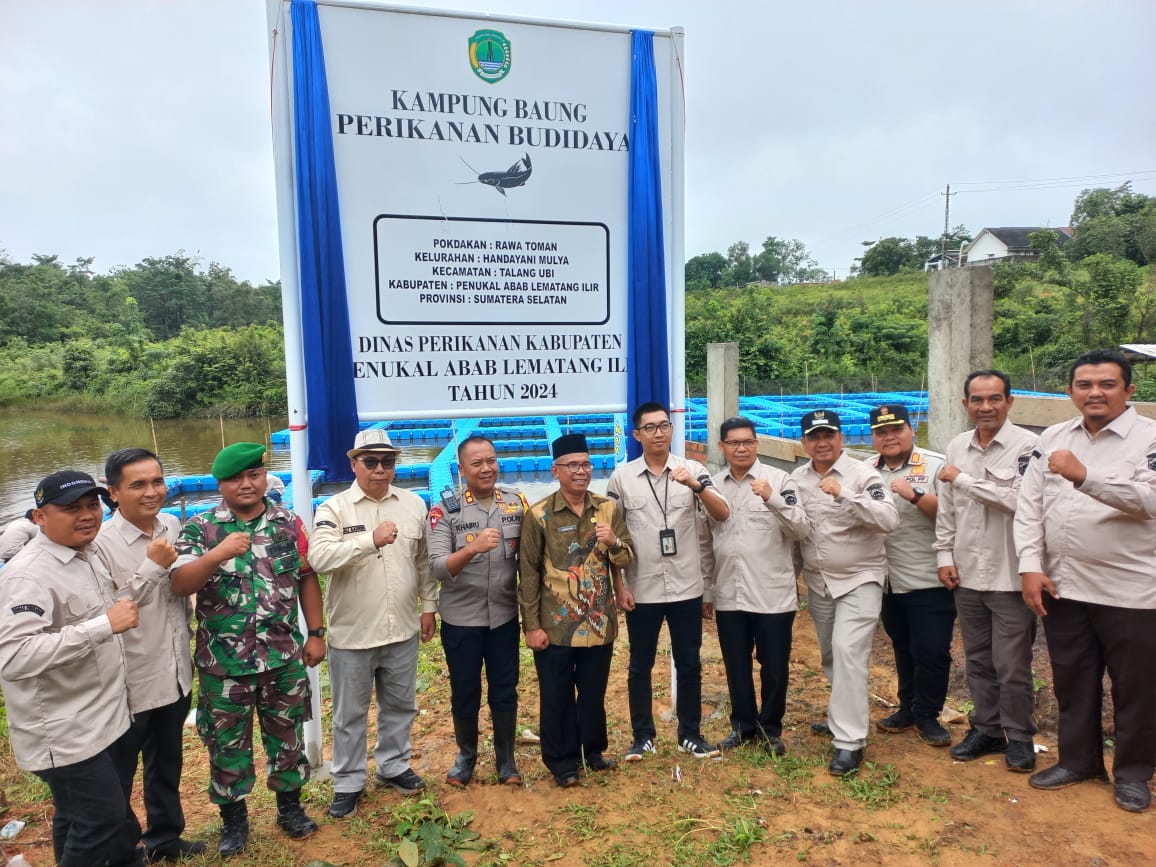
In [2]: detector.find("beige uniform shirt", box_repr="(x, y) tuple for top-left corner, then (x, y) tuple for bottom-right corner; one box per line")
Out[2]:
(701, 463), (809, 614)
(791, 451), (899, 598)
(935, 420), (1037, 592)
(874, 450), (944, 593)
(0, 517), (37, 562)
(0, 534), (131, 771)
(93, 511), (192, 712)
(310, 482), (436, 650)
(1015, 407), (1156, 609)
(607, 454), (712, 605)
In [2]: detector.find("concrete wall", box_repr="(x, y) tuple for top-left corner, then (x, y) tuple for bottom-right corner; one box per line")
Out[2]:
(927, 267), (994, 451)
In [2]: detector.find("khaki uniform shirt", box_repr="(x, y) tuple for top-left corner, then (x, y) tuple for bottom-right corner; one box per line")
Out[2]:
(0, 535), (131, 771)
(93, 511), (193, 712)
(874, 450), (944, 594)
(1015, 407), (1156, 609)
(792, 451), (899, 598)
(310, 482), (437, 650)
(428, 485), (528, 628)
(701, 463), (809, 614)
(518, 490), (633, 647)
(935, 420), (1037, 592)
(606, 454), (712, 604)
(0, 517), (37, 562)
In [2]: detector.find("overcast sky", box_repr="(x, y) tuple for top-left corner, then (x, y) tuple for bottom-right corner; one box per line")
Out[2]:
(2, 0), (1153, 283)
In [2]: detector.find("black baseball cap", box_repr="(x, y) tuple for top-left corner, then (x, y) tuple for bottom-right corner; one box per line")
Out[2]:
(35, 470), (109, 508)
(870, 405), (911, 430)
(800, 410), (842, 435)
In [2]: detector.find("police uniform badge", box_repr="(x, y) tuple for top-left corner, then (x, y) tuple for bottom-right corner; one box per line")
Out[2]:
(867, 483), (886, 501)
(1018, 454), (1031, 475)
(1148, 452), (1156, 471)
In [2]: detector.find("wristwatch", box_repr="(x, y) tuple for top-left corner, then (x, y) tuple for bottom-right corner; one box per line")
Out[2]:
(910, 487), (926, 503)
(307, 627), (327, 638)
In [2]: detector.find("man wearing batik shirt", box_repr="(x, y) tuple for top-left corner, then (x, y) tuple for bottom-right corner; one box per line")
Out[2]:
(171, 442), (326, 858)
(519, 433), (634, 787)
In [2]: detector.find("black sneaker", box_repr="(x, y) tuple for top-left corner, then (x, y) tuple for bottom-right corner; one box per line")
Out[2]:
(145, 839), (208, 862)
(375, 768), (426, 793)
(1006, 739), (1036, 773)
(677, 734), (720, 759)
(949, 728), (1007, 761)
(877, 709), (915, 733)
(328, 789), (364, 818)
(624, 738), (656, 761)
(915, 718), (952, 747)
(810, 721), (832, 736)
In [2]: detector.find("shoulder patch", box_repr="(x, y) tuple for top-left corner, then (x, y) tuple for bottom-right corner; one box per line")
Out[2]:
(1018, 454), (1031, 475)
(315, 520), (337, 530)
(782, 491), (798, 506)
(1148, 453), (1156, 471)
(429, 506), (445, 531)
(11, 603), (45, 617)
(867, 483), (886, 501)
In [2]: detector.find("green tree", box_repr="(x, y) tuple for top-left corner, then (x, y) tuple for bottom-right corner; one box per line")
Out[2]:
(857, 237), (917, 276)
(121, 253), (209, 339)
(724, 241), (754, 286)
(754, 236), (825, 284)
(684, 251), (726, 290)
(1068, 182), (1155, 265)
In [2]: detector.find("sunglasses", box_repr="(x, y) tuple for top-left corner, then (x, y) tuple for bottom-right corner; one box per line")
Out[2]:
(356, 456), (396, 470)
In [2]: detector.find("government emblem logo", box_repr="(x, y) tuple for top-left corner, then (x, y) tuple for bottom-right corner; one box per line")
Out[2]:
(469, 29), (511, 83)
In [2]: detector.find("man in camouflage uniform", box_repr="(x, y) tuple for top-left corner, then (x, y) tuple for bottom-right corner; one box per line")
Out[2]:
(428, 434), (530, 786)
(171, 443), (326, 858)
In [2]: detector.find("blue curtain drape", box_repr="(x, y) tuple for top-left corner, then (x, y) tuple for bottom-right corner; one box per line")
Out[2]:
(626, 30), (669, 460)
(291, 0), (359, 481)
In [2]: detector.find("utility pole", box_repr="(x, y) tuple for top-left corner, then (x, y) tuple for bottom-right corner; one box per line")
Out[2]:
(940, 184), (955, 266)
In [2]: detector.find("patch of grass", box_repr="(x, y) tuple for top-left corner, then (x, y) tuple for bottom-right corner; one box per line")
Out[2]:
(557, 802), (598, 842)
(840, 762), (901, 809)
(585, 842), (652, 867)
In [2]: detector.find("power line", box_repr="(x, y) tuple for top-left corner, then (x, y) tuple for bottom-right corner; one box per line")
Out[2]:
(953, 169), (1156, 189)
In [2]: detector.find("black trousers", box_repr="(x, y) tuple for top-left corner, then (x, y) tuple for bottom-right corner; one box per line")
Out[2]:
(716, 609), (795, 738)
(35, 747), (141, 867)
(625, 597), (704, 742)
(108, 690), (192, 852)
(440, 617), (520, 718)
(533, 643), (614, 778)
(880, 586), (957, 723)
(1042, 594), (1156, 783)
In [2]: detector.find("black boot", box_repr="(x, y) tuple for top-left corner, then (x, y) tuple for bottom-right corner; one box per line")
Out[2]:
(446, 715), (479, 786)
(217, 800), (249, 858)
(275, 789), (318, 839)
(492, 710), (522, 786)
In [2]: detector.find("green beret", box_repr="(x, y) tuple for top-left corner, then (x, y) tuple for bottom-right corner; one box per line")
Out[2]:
(211, 442), (267, 481)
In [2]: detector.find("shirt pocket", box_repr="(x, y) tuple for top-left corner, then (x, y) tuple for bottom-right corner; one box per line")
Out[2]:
(747, 504), (776, 529)
(984, 466), (1017, 486)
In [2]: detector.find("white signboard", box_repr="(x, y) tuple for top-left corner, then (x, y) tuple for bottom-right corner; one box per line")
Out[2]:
(271, 1), (683, 419)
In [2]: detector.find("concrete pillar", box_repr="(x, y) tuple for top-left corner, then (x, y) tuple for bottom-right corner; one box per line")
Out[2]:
(927, 267), (994, 451)
(706, 342), (739, 469)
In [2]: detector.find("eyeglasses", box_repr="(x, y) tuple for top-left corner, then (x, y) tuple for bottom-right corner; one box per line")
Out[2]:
(556, 461), (593, 473)
(356, 456), (396, 470)
(722, 439), (757, 449)
(636, 421), (672, 435)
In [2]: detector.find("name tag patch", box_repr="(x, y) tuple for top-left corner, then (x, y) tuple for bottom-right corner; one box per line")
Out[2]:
(342, 525), (366, 534)
(11, 604), (45, 617)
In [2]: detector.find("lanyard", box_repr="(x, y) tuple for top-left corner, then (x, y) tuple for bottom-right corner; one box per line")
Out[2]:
(645, 468), (670, 529)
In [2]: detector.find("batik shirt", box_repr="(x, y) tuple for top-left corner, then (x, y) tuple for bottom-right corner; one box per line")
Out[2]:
(174, 499), (313, 677)
(518, 490), (634, 647)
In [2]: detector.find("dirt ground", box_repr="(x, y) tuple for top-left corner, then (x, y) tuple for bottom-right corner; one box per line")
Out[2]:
(2, 603), (1153, 866)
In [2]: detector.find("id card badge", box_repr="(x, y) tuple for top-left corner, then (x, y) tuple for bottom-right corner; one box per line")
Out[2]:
(659, 528), (677, 557)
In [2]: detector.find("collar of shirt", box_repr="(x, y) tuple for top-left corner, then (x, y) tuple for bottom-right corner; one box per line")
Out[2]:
(350, 480), (399, 505)
(107, 509), (162, 543)
(968, 418), (1018, 451)
(549, 488), (594, 518)
(802, 450), (851, 478)
(210, 499), (287, 527)
(632, 453), (678, 478)
(874, 450), (923, 472)
(36, 533), (88, 565)
(1072, 405), (1137, 439)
